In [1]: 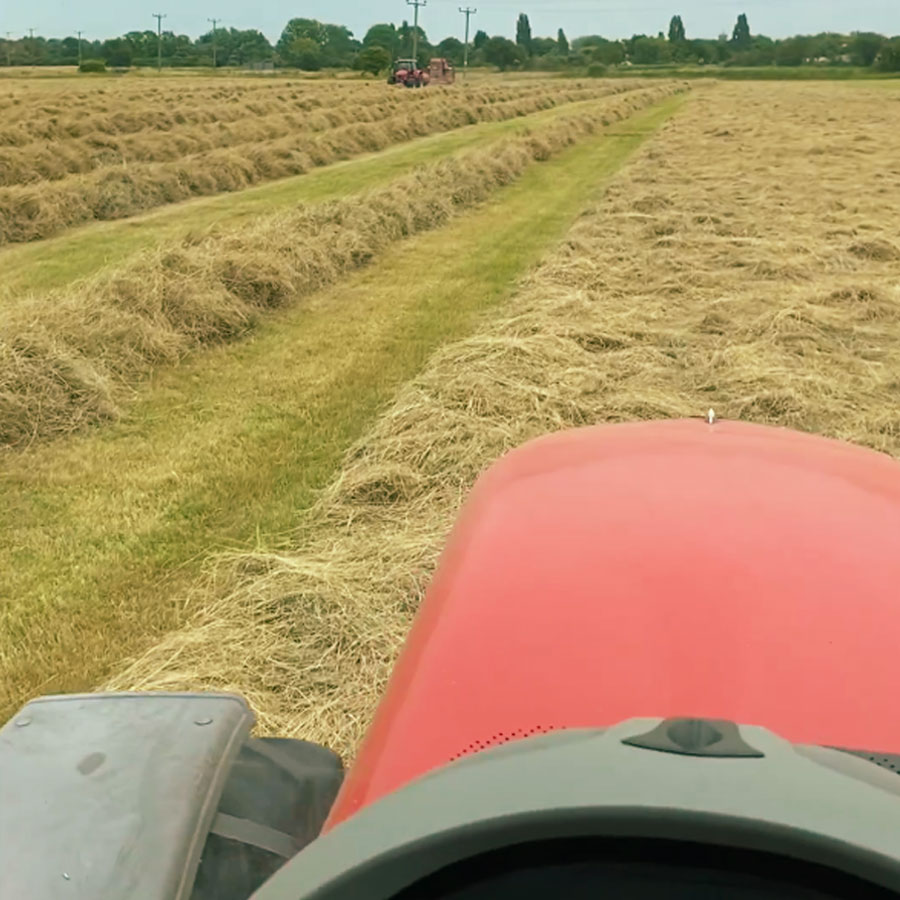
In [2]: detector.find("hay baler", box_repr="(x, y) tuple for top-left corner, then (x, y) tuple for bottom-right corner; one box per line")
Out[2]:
(4, 418), (900, 898)
(427, 58), (455, 85)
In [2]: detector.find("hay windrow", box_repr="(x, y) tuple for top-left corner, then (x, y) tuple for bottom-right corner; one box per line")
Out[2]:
(0, 84), (685, 449)
(0, 79), (652, 243)
(105, 82), (900, 761)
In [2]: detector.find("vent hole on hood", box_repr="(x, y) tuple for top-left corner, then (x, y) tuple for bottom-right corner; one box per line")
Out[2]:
(833, 748), (900, 775)
(450, 725), (559, 762)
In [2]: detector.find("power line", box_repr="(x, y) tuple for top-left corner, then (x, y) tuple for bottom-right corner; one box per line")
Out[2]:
(459, 6), (476, 78)
(208, 17), (220, 69)
(152, 12), (166, 72)
(406, 0), (426, 66)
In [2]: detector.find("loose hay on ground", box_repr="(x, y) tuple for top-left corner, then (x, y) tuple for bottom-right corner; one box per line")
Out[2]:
(105, 83), (900, 760)
(0, 84), (684, 448)
(0, 80), (651, 243)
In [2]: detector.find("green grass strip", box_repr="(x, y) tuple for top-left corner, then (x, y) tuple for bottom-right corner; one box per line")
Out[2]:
(0, 95), (634, 297)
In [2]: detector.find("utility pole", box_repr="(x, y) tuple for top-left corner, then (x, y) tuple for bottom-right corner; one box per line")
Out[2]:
(208, 17), (220, 69)
(3, 32), (11, 68)
(76, 30), (83, 68)
(28, 28), (35, 39)
(459, 6), (476, 78)
(152, 12), (166, 72)
(406, 0), (426, 67)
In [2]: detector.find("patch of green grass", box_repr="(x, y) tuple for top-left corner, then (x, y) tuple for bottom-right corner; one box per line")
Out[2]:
(0, 95), (623, 298)
(0, 96), (685, 717)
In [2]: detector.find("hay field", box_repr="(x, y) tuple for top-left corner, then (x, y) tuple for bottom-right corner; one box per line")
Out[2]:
(0, 76), (649, 243)
(0, 84), (688, 720)
(0, 83), (683, 450)
(104, 81), (900, 759)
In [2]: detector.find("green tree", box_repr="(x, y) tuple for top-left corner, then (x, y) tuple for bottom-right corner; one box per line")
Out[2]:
(169, 34), (197, 66)
(397, 20), (430, 60)
(125, 30), (158, 65)
(530, 37), (557, 57)
(277, 18), (327, 54)
(731, 13), (751, 49)
(877, 37), (900, 71)
(473, 29), (488, 50)
(289, 37), (322, 69)
(276, 18), (358, 68)
(775, 36), (812, 66)
(690, 37), (727, 64)
(356, 45), (390, 74)
(21, 35), (49, 64)
(629, 35), (672, 64)
(363, 23), (396, 58)
(557, 28), (569, 55)
(235, 31), (274, 65)
(592, 39), (626, 66)
(484, 35), (525, 70)
(849, 32), (885, 66)
(571, 35), (602, 51)
(101, 38), (133, 67)
(57, 36), (79, 63)
(668, 15), (686, 43)
(436, 36), (464, 64)
(809, 32), (843, 63)
(200, 28), (272, 66)
(321, 24), (358, 67)
(515, 13), (532, 53)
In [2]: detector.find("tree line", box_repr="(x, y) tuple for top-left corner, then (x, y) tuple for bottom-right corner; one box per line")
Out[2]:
(1, 13), (898, 73)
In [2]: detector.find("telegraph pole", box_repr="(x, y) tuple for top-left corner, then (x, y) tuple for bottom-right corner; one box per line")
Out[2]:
(28, 28), (35, 39)
(3, 33), (11, 68)
(459, 6), (476, 78)
(152, 12), (166, 72)
(406, 0), (426, 67)
(208, 17), (220, 69)
(76, 30), (83, 68)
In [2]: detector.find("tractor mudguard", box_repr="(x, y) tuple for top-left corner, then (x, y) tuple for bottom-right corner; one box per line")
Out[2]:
(0, 692), (342, 900)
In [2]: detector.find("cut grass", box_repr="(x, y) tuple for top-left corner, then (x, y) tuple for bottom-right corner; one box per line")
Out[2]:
(0, 93), (641, 297)
(0, 81), (636, 245)
(1, 84), (682, 448)
(0, 96), (685, 719)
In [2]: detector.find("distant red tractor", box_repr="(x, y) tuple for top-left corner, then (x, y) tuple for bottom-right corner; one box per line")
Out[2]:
(388, 57), (455, 88)
(388, 58), (428, 88)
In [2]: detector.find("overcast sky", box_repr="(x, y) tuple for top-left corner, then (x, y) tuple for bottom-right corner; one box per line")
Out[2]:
(5, 0), (899, 44)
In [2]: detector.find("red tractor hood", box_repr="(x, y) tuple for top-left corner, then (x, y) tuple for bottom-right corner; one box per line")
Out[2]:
(326, 419), (900, 828)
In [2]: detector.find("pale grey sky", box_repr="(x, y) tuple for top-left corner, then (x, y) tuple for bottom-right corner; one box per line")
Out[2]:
(5, 0), (899, 44)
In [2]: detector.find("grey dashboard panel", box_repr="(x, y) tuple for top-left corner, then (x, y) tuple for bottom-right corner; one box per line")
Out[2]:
(251, 719), (900, 900)
(0, 692), (254, 900)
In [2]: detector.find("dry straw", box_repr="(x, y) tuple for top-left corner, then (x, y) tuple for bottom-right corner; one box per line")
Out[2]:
(0, 84), (682, 448)
(105, 82), (900, 761)
(0, 81), (644, 242)
(0, 85), (554, 184)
